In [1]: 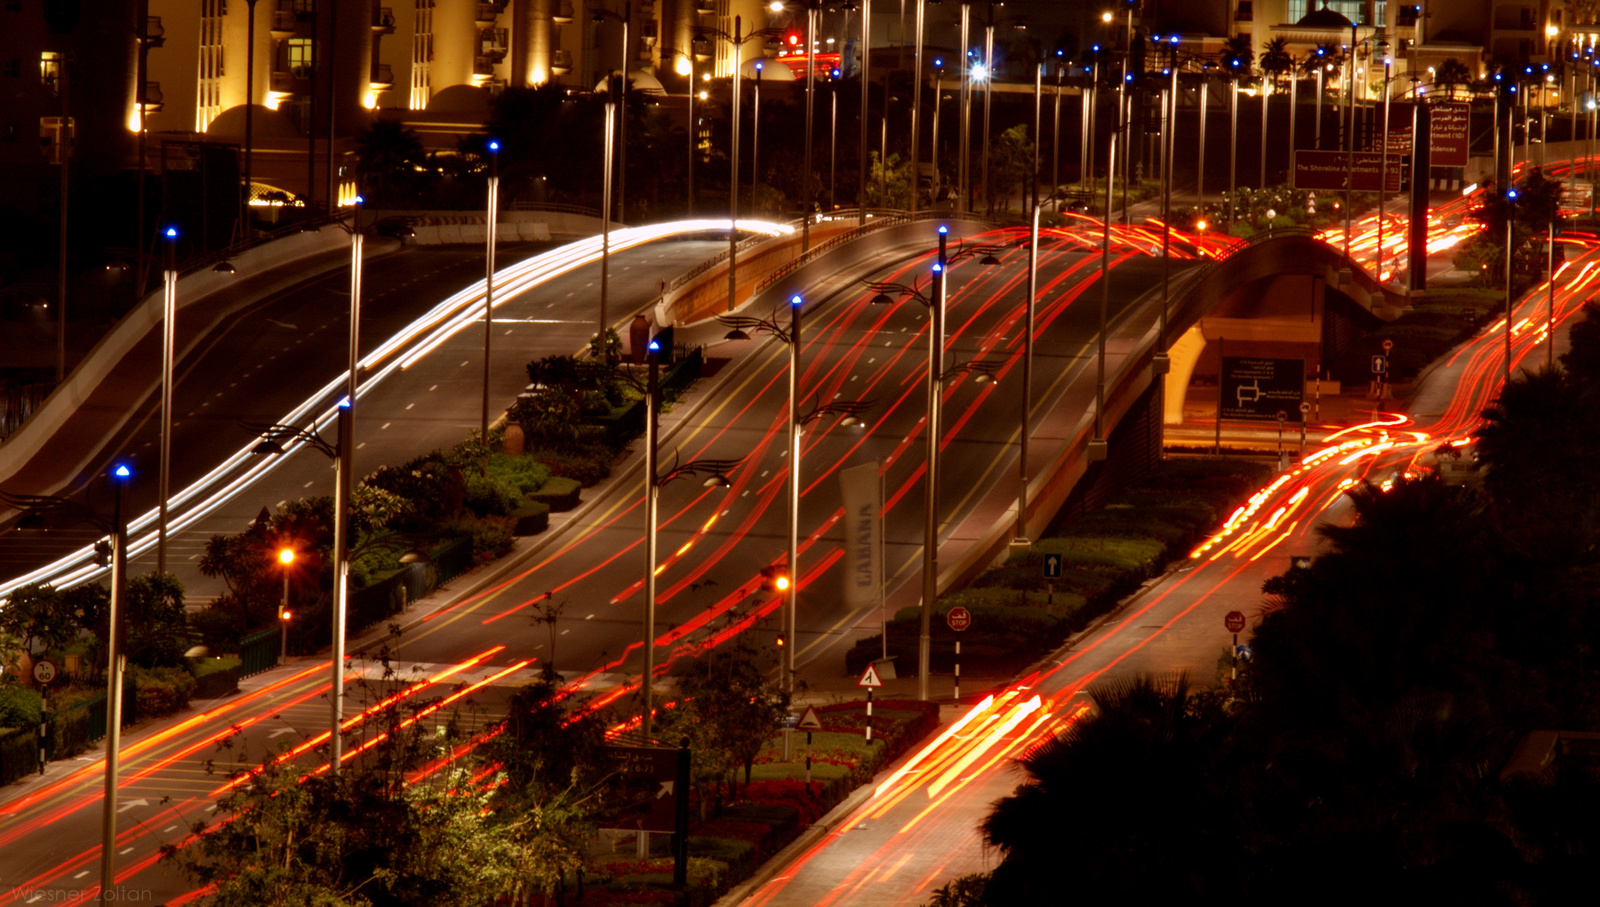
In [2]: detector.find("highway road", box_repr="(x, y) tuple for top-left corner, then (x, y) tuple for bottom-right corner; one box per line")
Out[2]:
(0, 216), (1207, 902)
(734, 198), (1600, 907)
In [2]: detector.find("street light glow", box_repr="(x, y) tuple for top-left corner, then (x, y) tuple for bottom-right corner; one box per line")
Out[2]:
(1101, 11), (1113, 22)
(113, 464), (132, 479)
(971, 63), (988, 80)
(278, 548), (294, 565)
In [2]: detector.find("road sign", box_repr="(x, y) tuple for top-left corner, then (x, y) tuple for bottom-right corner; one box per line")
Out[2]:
(1293, 150), (1407, 192)
(1371, 354), (1388, 374)
(946, 607), (972, 632)
(603, 746), (686, 832)
(858, 662), (884, 688)
(1276, 410), (1287, 423)
(1386, 101), (1470, 167)
(1042, 554), (1062, 578)
(1224, 611), (1246, 633)
(797, 706), (822, 730)
(1381, 339), (1394, 352)
(1299, 402), (1312, 414)
(32, 659), (57, 686)
(1221, 357), (1306, 423)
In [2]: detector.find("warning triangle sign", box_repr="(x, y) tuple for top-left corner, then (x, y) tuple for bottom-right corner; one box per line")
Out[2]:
(858, 663), (883, 688)
(797, 706), (822, 730)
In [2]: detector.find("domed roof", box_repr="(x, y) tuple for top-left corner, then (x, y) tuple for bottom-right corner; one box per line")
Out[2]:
(206, 104), (301, 140)
(428, 84), (493, 116)
(1296, 2), (1354, 29)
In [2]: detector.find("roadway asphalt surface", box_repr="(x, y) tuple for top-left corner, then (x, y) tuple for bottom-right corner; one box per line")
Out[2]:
(0, 238), (730, 599)
(0, 220), (1193, 902)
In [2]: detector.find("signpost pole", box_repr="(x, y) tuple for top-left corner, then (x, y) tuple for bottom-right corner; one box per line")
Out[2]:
(865, 689), (873, 743)
(1214, 337), (1224, 455)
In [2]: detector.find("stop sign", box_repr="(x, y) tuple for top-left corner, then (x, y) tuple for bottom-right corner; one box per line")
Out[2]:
(946, 607), (972, 632)
(1224, 611), (1246, 633)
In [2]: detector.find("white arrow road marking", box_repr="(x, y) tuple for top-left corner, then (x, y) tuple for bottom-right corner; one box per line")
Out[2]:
(117, 799), (149, 813)
(268, 728), (297, 738)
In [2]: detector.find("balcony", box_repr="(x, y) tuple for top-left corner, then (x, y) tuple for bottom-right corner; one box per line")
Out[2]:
(476, 2), (498, 26)
(695, 0), (714, 16)
(550, 49), (572, 75)
(141, 16), (165, 47)
(372, 7), (395, 34)
(553, 2), (574, 25)
(139, 81), (164, 112)
(270, 71), (305, 94)
(272, 4), (299, 38)
(370, 63), (395, 89)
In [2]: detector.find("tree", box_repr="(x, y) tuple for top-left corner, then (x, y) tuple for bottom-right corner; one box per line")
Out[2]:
(0, 583), (83, 653)
(987, 124), (1036, 214)
(1260, 37), (1293, 90)
(198, 530), (280, 643)
(1221, 34), (1254, 77)
(353, 121), (428, 208)
(980, 675), (1232, 904)
(1435, 58), (1473, 99)
(655, 636), (789, 805)
(123, 573), (189, 668)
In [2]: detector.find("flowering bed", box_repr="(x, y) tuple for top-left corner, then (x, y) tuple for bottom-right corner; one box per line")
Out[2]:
(534, 698), (940, 907)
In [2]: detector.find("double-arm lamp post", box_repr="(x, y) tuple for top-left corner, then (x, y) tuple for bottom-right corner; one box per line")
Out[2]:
(3, 464), (133, 903)
(640, 339), (738, 739)
(865, 227), (1001, 699)
(720, 296), (870, 701)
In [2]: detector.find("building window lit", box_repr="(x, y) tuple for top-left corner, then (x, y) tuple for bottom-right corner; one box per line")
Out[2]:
(288, 38), (314, 79)
(39, 52), (61, 95)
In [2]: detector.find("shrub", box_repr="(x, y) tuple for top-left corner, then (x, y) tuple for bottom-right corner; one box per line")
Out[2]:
(528, 475), (582, 511)
(134, 665), (198, 718)
(488, 452), (552, 494)
(0, 686), (42, 728)
(0, 728), (36, 785)
(446, 516), (515, 562)
(190, 657), (242, 700)
(509, 500), (551, 536)
(463, 470), (523, 517)
(531, 445), (613, 486)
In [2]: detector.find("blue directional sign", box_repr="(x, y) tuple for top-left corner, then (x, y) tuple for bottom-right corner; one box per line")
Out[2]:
(1371, 354), (1389, 374)
(1042, 554), (1062, 578)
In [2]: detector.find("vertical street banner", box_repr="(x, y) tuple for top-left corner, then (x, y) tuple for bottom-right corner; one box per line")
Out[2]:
(839, 460), (882, 610)
(1220, 357), (1306, 423)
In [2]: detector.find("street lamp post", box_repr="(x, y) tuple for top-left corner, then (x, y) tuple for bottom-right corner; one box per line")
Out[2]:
(1377, 45), (1392, 282)
(958, 1), (971, 213)
(483, 141), (500, 434)
(5, 465), (135, 902)
(719, 298), (868, 699)
(593, 3), (632, 223)
(910, 0), (925, 217)
(982, 22), (994, 215)
(752, 62), (764, 211)
(858, 0), (872, 226)
(601, 82), (619, 358)
(157, 226), (178, 575)
(641, 338), (736, 739)
(1505, 186), (1518, 384)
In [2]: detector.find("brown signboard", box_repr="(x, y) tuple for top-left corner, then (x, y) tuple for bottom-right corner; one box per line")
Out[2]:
(602, 745), (686, 833)
(1220, 357), (1306, 423)
(1382, 102), (1470, 167)
(1293, 151), (1406, 192)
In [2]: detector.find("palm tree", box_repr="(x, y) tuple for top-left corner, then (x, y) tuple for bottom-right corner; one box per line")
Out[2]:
(1434, 58), (1473, 100)
(980, 674), (1232, 904)
(353, 120), (427, 207)
(1260, 37), (1293, 91)
(1221, 34), (1254, 78)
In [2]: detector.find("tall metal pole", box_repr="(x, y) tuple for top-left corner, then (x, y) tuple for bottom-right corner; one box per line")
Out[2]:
(1097, 128), (1116, 447)
(1505, 190), (1516, 385)
(1260, 76), (1269, 189)
(1229, 74), (1238, 224)
(601, 91), (616, 356)
(958, 1), (971, 213)
(688, 56), (696, 215)
(728, 15), (743, 311)
(643, 339), (660, 739)
(803, 1), (817, 249)
(1316, 59), (1324, 149)
(618, 2), (630, 223)
(244, 0), (257, 227)
(785, 293), (802, 696)
(1548, 218), (1556, 368)
(99, 465), (130, 903)
(1378, 59), (1391, 281)
(910, 0), (924, 216)
(919, 226), (948, 701)
(157, 228), (177, 575)
(932, 67), (943, 203)
(1052, 63), (1063, 198)
(55, 57), (70, 384)
(982, 23), (993, 214)
(483, 144), (499, 434)
(831, 79), (839, 207)
(1198, 76), (1207, 205)
(752, 66), (763, 211)
(1031, 64), (1042, 214)
(859, 0), (872, 224)
(332, 204), (362, 774)
(1019, 201), (1039, 544)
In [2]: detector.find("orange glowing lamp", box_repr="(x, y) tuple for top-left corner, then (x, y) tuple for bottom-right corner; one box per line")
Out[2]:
(278, 548), (295, 566)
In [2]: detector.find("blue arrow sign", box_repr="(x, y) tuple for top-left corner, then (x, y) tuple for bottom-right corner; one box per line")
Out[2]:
(1371, 354), (1388, 374)
(1042, 555), (1062, 578)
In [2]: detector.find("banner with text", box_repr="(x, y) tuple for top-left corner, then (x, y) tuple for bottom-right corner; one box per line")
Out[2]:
(1381, 102), (1470, 167)
(1293, 151), (1407, 192)
(839, 460), (882, 610)
(1221, 357), (1306, 423)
